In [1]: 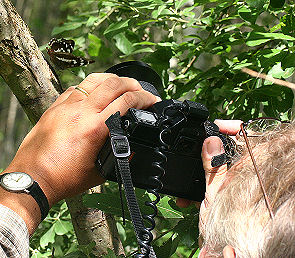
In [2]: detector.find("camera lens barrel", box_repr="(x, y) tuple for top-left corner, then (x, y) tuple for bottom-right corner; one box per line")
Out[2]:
(105, 61), (164, 98)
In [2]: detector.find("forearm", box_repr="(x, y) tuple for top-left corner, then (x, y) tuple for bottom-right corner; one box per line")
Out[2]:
(0, 188), (38, 236)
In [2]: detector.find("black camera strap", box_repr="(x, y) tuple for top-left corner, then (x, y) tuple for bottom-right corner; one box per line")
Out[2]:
(105, 112), (157, 258)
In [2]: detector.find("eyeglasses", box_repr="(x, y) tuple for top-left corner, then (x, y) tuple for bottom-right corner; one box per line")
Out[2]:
(239, 117), (290, 137)
(237, 117), (290, 220)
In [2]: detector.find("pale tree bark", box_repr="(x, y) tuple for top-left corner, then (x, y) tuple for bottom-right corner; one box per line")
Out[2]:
(4, 92), (18, 160)
(0, 0), (124, 256)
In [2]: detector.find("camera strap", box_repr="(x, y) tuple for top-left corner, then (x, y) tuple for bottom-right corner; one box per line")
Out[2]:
(105, 112), (157, 258)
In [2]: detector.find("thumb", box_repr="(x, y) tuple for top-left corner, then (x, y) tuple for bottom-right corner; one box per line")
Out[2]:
(202, 136), (228, 194)
(199, 136), (228, 239)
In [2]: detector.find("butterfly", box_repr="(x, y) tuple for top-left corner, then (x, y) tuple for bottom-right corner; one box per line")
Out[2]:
(47, 38), (95, 70)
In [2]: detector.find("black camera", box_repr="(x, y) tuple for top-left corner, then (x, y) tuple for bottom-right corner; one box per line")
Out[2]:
(96, 61), (220, 201)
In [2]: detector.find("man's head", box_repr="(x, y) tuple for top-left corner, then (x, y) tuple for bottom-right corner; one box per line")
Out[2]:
(200, 122), (295, 257)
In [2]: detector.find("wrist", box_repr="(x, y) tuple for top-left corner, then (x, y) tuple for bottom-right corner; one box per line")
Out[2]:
(0, 184), (41, 235)
(3, 162), (58, 207)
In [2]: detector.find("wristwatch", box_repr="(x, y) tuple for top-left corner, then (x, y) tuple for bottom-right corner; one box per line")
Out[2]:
(0, 172), (49, 221)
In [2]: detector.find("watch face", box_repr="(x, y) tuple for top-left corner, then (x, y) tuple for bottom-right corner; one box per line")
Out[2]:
(0, 172), (33, 191)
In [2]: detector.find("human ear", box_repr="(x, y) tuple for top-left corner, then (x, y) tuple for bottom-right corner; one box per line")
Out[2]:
(223, 245), (236, 258)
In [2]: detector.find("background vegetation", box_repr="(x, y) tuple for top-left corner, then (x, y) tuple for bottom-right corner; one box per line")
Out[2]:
(0, 0), (294, 257)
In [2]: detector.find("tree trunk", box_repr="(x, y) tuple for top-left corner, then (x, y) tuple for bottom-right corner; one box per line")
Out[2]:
(0, 0), (123, 256)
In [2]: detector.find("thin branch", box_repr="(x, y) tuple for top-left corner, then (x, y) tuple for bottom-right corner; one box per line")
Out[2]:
(188, 247), (199, 258)
(92, 7), (116, 31)
(182, 55), (197, 74)
(241, 68), (295, 90)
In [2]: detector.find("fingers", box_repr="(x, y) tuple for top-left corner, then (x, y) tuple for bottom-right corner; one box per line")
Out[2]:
(87, 77), (145, 112)
(49, 87), (76, 109)
(67, 73), (118, 102)
(176, 121), (241, 209)
(50, 73), (119, 108)
(100, 89), (158, 120)
(214, 119), (242, 135)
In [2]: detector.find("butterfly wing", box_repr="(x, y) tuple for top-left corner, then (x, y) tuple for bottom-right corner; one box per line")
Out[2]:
(48, 51), (95, 70)
(47, 38), (94, 70)
(48, 38), (75, 53)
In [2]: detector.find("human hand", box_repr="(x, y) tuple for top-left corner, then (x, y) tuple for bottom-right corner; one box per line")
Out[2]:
(199, 120), (242, 244)
(4, 73), (160, 206)
(175, 120), (242, 239)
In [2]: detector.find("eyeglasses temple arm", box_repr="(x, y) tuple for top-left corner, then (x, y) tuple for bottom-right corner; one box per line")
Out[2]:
(240, 125), (274, 220)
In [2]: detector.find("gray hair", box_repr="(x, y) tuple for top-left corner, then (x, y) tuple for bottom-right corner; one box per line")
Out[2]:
(201, 123), (295, 257)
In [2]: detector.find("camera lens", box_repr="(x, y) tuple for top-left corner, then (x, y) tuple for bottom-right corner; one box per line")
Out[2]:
(105, 61), (164, 98)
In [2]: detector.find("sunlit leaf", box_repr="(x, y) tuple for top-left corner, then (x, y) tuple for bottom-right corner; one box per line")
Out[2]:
(113, 33), (134, 55)
(88, 33), (102, 56)
(104, 20), (130, 38)
(52, 22), (83, 35)
(246, 32), (295, 46)
(40, 225), (56, 248)
(54, 220), (73, 235)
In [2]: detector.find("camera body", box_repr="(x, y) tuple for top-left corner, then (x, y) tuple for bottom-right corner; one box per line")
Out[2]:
(96, 61), (218, 201)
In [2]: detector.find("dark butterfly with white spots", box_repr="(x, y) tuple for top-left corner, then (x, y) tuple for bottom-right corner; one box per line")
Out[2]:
(47, 38), (95, 70)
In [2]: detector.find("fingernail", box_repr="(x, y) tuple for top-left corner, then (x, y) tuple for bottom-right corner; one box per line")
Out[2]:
(206, 137), (224, 156)
(155, 96), (162, 102)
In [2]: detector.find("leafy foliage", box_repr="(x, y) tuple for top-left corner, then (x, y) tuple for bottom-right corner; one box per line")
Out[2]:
(51, 0), (294, 121)
(32, 0), (295, 257)
(30, 201), (78, 257)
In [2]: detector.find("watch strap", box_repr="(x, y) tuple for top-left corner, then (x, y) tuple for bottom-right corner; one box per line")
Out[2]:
(27, 181), (49, 221)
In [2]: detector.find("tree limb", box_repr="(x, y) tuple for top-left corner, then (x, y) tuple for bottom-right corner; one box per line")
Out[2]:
(0, 0), (61, 124)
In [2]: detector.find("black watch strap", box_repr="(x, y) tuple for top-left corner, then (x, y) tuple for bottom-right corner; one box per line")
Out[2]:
(27, 181), (49, 221)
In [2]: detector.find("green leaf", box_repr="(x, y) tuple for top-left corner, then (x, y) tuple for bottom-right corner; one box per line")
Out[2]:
(102, 248), (118, 258)
(52, 22), (83, 35)
(154, 237), (173, 258)
(40, 225), (56, 248)
(125, 47), (154, 55)
(78, 241), (96, 257)
(152, 6), (173, 19)
(233, 62), (252, 70)
(86, 16), (99, 27)
(104, 20), (130, 38)
(270, 0), (285, 9)
(54, 220), (73, 235)
(63, 251), (87, 258)
(83, 193), (123, 216)
(238, 6), (258, 24)
(151, 195), (184, 219)
(169, 235), (181, 256)
(246, 0), (267, 9)
(281, 53), (295, 69)
(154, 234), (181, 257)
(88, 33), (102, 57)
(113, 33), (134, 55)
(116, 222), (126, 242)
(267, 62), (294, 80)
(174, 216), (199, 247)
(175, 0), (191, 10)
(246, 32), (295, 46)
(84, 192), (184, 219)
